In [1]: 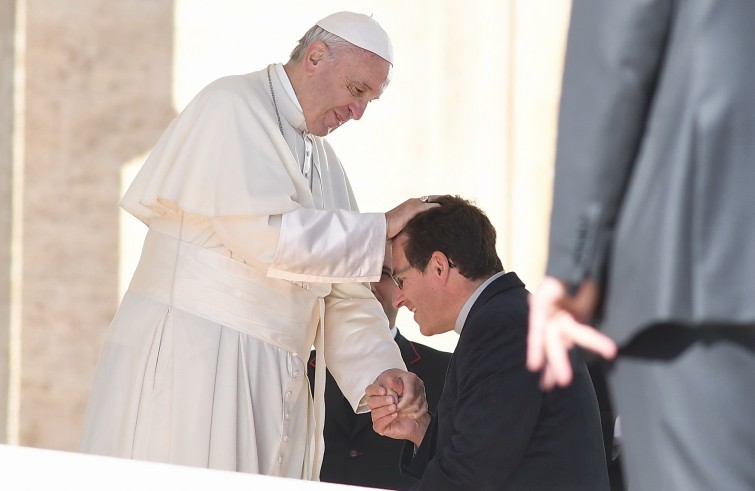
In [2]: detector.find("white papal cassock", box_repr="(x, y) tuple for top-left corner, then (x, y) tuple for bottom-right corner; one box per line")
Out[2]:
(79, 64), (406, 480)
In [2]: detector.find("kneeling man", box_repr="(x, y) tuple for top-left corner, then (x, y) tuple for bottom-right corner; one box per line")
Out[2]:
(367, 195), (609, 490)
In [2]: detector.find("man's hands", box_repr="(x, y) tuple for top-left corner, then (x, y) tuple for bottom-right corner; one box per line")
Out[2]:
(365, 369), (431, 446)
(526, 276), (618, 390)
(385, 197), (440, 239)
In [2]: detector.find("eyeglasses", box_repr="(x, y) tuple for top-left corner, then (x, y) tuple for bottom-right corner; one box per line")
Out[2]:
(390, 259), (457, 290)
(390, 265), (413, 290)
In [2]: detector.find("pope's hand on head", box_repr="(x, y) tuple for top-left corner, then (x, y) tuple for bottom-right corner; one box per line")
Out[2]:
(385, 196), (441, 239)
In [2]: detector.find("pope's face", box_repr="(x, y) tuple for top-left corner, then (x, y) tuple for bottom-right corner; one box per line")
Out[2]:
(391, 236), (454, 337)
(299, 44), (390, 136)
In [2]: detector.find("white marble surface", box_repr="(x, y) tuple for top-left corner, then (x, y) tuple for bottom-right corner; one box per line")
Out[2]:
(0, 444), (370, 491)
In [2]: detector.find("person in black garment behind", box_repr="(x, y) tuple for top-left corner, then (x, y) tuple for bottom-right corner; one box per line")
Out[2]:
(308, 245), (452, 490)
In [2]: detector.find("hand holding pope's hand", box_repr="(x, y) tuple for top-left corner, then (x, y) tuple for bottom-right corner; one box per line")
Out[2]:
(372, 368), (426, 415)
(366, 369), (430, 445)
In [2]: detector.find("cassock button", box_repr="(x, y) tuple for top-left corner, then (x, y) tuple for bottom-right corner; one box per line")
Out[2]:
(283, 434), (289, 442)
(348, 449), (362, 459)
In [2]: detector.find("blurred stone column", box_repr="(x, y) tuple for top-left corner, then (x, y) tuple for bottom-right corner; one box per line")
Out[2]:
(10, 0), (175, 449)
(0, 0), (16, 444)
(504, 0), (571, 285)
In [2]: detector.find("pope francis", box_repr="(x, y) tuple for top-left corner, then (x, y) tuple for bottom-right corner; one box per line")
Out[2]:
(79, 11), (431, 481)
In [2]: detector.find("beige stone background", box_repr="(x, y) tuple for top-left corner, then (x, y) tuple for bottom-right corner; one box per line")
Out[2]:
(0, 0), (571, 451)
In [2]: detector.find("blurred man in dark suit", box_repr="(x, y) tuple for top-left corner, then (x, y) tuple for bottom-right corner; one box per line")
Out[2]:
(308, 247), (451, 490)
(527, 1), (755, 489)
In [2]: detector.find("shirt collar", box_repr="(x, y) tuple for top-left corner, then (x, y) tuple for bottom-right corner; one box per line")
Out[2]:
(454, 271), (506, 335)
(390, 325), (398, 339)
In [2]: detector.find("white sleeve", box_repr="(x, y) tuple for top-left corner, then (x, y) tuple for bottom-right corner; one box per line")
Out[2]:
(210, 207), (386, 283)
(321, 281), (407, 409)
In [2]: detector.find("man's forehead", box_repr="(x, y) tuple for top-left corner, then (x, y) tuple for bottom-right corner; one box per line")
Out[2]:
(383, 243), (393, 270)
(391, 236), (408, 265)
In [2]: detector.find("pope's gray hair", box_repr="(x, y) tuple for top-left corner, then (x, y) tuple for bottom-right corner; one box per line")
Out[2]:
(289, 25), (356, 62)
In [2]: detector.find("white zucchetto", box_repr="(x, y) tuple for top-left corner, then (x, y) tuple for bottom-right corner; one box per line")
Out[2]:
(316, 11), (394, 65)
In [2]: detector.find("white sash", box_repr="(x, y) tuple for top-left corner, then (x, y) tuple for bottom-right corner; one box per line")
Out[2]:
(128, 229), (329, 479)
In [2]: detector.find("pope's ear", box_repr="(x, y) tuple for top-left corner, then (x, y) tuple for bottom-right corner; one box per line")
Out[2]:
(305, 41), (328, 69)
